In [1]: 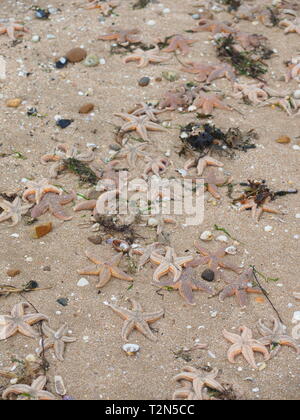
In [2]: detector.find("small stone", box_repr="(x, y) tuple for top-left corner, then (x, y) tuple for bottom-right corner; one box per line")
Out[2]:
(200, 230), (213, 241)
(77, 278), (89, 287)
(293, 145), (300, 151)
(252, 388), (260, 393)
(55, 57), (68, 69)
(32, 222), (52, 239)
(147, 20), (156, 26)
(162, 71), (179, 82)
(201, 269), (215, 282)
(83, 55), (99, 67)
(42, 266), (51, 272)
(56, 119), (73, 129)
(192, 13), (201, 19)
(138, 76), (150, 87)
(122, 343), (140, 356)
(31, 35), (40, 42)
(79, 103), (94, 114)
(7, 269), (21, 278)
(276, 136), (291, 144)
(35, 8), (50, 19)
(6, 98), (22, 108)
(264, 225), (273, 232)
(109, 144), (121, 151)
(66, 48), (87, 63)
(148, 218), (158, 227)
(25, 354), (37, 363)
(216, 235), (228, 243)
(88, 234), (103, 245)
(46, 34), (56, 40)
(57, 298), (69, 307)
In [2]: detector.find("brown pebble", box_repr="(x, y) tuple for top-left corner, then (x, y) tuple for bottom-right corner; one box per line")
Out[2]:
(79, 103), (94, 114)
(88, 234), (103, 245)
(32, 223), (52, 239)
(66, 48), (87, 63)
(43, 266), (51, 272)
(276, 136), (291, 144)
(6, 98), (22, 108)
(7, 269), (21, 278)
(138, 76), (150, 87)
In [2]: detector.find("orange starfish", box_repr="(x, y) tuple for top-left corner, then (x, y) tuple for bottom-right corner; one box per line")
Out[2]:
(143, 156), (169, 178)
(98, 27), (141, 43)
(239, 197), (281, 221)
(115, 113), (166, 141)
(30, 191), (76, 221)
(193, 92), (230, 115)
(0, 18), (29, 40)
(22, 179), (61, 204)
(162, 34), (197, 55)
(184, 155), (224, 176)
(123, 46), (170, 68)
(192, 19), (236, 36)
(181, 62), (216, 83)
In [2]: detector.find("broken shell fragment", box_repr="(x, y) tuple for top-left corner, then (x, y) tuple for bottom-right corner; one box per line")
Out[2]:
(225, 246), (237, 255)
(54, 376), (67, 396)
(293, 292), (300, 301)
(200, 230), (213, 241)
(112, 239), (130, 253)
(32, 223), (53, 239)
(122, 343), (140, 356)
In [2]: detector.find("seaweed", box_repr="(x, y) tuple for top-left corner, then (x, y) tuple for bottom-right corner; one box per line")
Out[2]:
(132, 0), (152, 10)
(218, 0), (241, 12)
(63, 158), (99, 185)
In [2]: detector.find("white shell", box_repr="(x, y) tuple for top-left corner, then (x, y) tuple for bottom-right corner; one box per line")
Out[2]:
(292, 311), (300, 324)
(293, 90), (300, 99)
(200, 230), (213, 241)
(225, 246), (237, 255)
(148, 218), (159, 227)
(216, 235), (228, 243)
(55, 376), (67, 396)
(122, 343), (140, 355)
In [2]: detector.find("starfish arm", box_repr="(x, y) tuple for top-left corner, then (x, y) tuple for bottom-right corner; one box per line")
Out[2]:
(277, 336), (300, 353)
(136, 319), (158, 341)
(173, 372), (197, 382)
(121, 319), (135, 341)
(219, 285), (236, 302)
(2, 384), (32, 399)
(136, 124), (149, 141)
(74, 200), (97, 211)
(36, 390), (57, 400)
(150, 251), (166, 265)
(205, 378), (224, 393)
(108, 304), (133, 320)
(17, 322), (40, 338)
(223, 329), (240, 343)
(241, 345), (259, 369)
(143, 309), (164, 323)
(54, 340), (66, 361)
(36, 338), (54, 356)
(219, 261), (242, 273)
(236, 289), (248, 307)
(175, 256), (194, 267)
(152, 264), (170, 282)
(251, 342), (270, 360)
(110, 266), (133, 281)
(85, 251), (105, 265)
(96, 266), (112, 288)
(227, 343), (242, 364)
(78, 265), (101, 276)
(192, 278), (214, 294)
(22, 313), (49, 324)
(129, 299), (142, 312)
(179, 281), (196, 305)
(0, 321), (18, 340)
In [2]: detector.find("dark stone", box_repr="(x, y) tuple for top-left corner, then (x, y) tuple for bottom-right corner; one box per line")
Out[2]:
(201, 269), (215, 282)
(138, 76), (150, 87)
(56, 119), (73, 129)
(55, 57), (68, 69)
(35, 9), (50, 19)
(57, 298), (69, 307)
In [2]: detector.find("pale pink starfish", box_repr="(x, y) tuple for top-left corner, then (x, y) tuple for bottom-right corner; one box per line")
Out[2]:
(29, 191), (76, 221)
(234, 31), (267, 50)
(280, 18), (300, 35)
(123, 46), (170, 68)
(193, 92), (230, 115)
(131, 102), (164, 121)
(159, 88), (189, 110)
(206, 63), (237, 84)
(239, 197), (281, 221)
(22, 179), (61, 204)
(162, 34), (197, 55)
(116, 142), (148, 166)
(258, 97), (297, 115)
(181, 62), (216, 83)
(115, 113), (166, 141)
(184, 155), (223, 176)
(143, 156), (169, 178)
(2, 376), (56, 400)
(286, 62), (300, 82)
(0, 196), (32, 227)
(233, 82), (269, 104)
(36, 323), (77, 362)
(0, 18), (29, 40)
(98, 27), (141, 43)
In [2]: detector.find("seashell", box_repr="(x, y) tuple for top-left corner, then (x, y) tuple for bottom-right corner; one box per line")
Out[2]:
(122, 343), (140, 356)
(54, 376), (67, 396)
(6, 98), (22, 108)
(225, 246), (237, 255)
(292, 323), (300, 340)
(292, 311), (300, 324)
(148, 218), (158, 227)
(83, 55), (99, 67)
(200, 231), (213, 241)
(112, 239), (130, 253)
(216, 235), (228, 243)
(276, 136), (291, 144)
(293, 292), (300, 301)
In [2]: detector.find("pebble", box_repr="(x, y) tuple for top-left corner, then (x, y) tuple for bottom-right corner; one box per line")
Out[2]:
(292, 311), (300, 323)
(201, 269), (215, 282)
(31, 35), (40, 42)
(216, 235), (228, 243)
(264, 225), (273, 232)
(46, 34), (56, 40)
(200, 230), (213, 241)
(79, 103), (95, 114)
(148, 218), (158, 227)
(99, 58), (106, 65)
(56, 119), (73, 129)
(7, 269), (21, 278)
(88, 234), (103, 245)
(293, 90), (300, 99)
(138, 76), (150, 87)
(6, 98), (22, 108)
(66, 48), (87, 63)
(83, 55), (99, 67)
(147, 20), (156, 26)
(276, 136), (291, 144)
(35, 9), (50, 19)
(77, 278), (89, 287)
(293, 145), (300, 151)
(55, 57), (68, 69)
(162, 71), (179, 82)
(252, 388), (260, 393)
(57, 298), (69, 307)
(32, 223), (52, 239)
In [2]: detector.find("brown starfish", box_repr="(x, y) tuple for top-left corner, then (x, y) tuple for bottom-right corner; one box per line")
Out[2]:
(22, 179), (61, 204)
(150, 246), (193, 283)
(30, 191), (76, 221)
(131, 242), (164, 270)
(162, 34), (197, 55)
(98, 27), (141, 43)
(234, 31), (267, 50)
(223, 326), (270, 369)
(206, 63), (237, 83)
(192, 242), (241, 279)
(192, 19), (236, 36)
(153, 266), (213, 305)
(78, 251), (133, 289)
(233, 82), (269, 104)
(115, 113), (166, 141)
(159, 89), (188, 110)
(181, 62), (216, 83)
(184, 155), (224, 176)
(201, 169), (228, 199)
(173, 367), (224, 400)
(123, 46), (170, 68)
(115, 142), (148, 166)
(0, 196), (32, 227)
(143, 156), (169, 178)
(0, 302), (48, 340)
(36, 323), (77, 362)
(0, 18), (29, 40)
(193, 92), (230, 115)
(257, 317), (299, 358)
(280, 18), (300, 35)
(219, 268), (262, 307)
(108, 298), (164, 341)
(2, 376), (56, 400)
(239, 197), (281, 221)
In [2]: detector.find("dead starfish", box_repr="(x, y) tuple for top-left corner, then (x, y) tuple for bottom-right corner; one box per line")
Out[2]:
(22, 179), (61, 204)
(143, 156), (169, 178)
(239, 197), (281, 221)
(173, 367), (224, 400)
(286, 62), (300, 82)
(234, 31), (267, 50)
(36, 323), (77, 362)
(150, 246), (193, 283)
(280, 18), (300, 35)
(173, 381), (197, 400)
(257, 317), (299, 358)
(145, 214), (177, 236)
(153, 266), (213, 305)
(192, 243), (241, 279)
(192, 19), (236, 36)
(108, 298), (164, 341)
(181, 62), (216, 83)
(115, 142), (148, 166)
(131, 102), (164, 122)
(193, 92), (230, 115)
(78, 251), (133, 289)
(41, 143), (95, 178)
(233, 82), (269, 104)
(98, 27), (141, 43)
(162, 34), (197, 55)
(219, 268), (262, 307)
(184, 155), (223, 176)
(258, 97), (297, 116)
(223, 326), (270, 369)
(115, 113), (166, 142)
(159, 89), (189, 110)
(0, 18), (29, 40)
(123, 46), (170, 68)
(203, 169), (228, 199)
(131, 242), (164, 270)
(2, 376), (56, 400)
(30, 191), (76, 221)
(207, 63), (237, 84)
(0, 196), (32, 227)
(0, 302), (48, 340)
(96, 161), (121, 191)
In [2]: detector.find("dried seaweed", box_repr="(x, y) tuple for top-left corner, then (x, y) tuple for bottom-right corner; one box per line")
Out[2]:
(218, 0), (241, 12)
(93, 214), (142, 243)
(132, 0), (152, 10)
(110, 42), (154, 55)
(0, 282), (51, 298)
(63, 158), (99, 185)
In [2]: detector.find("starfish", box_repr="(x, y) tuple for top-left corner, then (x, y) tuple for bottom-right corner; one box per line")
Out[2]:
(181, 62), (216, 83)
(162, 34), (197, 55)
(36, 323), (77, 362)
(153, 266), (213, 305)
(193, 92), (230, 115)
(202, 169), (228, 199)
(233, 82), (269, 104)
(2, 376), (56, 400)
(131, 242), (164, 270)
(206, 63), (237, 84)
(223, 326), (270, 369)
(78, 251), (133, 289)
(30, 191), (76, 221)
(184, 155), (223, 176)
(145, 214), (177, 236)
(239, 197), (281, 221)
(219, 268), (262, 307)
(234, 31), (267, 50)
(280, 18), (300, 35)
(173, 367), (224, 400)
(172, 381), (197, 400)
(192, 243), (241, 279)
(98, 27), (141, 43)
(41, 143), (95, 178)
(150, 246), (193, 283)
(192, 19), (236, 36)
(0, 196), (32, 227)
(0, 302), (48, 340)
(22, 179), (61, 204)
(286, 62), (300, 82)
(115, 113), (166, 142)
(108, 298), (164, 341)
(0, 18), (29, 40)
(96, 160), (121, 191)
(257, 317), (299, 358)
(143, 156), (169, 178)
(131, 102), (164, 122)
(159, 89), (189, 110)
(115, 142), (148, 166)
(95, 189), (121, 215)
(258, 97), (297, 116)
(123, 46), (170, 68)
